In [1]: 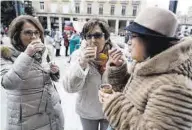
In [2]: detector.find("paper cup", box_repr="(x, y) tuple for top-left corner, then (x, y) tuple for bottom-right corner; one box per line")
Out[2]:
(87, 46), (97, 60)
(93, 46), (97, 59)
(99, 84), (113, 94)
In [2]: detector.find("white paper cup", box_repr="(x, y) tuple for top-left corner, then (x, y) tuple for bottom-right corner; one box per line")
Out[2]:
(87, 46), (97, 60)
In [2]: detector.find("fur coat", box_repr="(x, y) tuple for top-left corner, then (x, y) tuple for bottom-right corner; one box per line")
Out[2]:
(103, 37), (192, 130)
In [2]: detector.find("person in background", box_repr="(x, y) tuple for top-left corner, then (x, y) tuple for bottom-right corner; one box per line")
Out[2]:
(63, 31), (69, 56)
(0, 15), (64, 130)
(44, 29), (54, 60)
(51, 29), (56, 38)
(69, 30), (81, 55)
(63, 18), (116, 130)
(99, 7), (192, 130)
(54, 31), (62, 57)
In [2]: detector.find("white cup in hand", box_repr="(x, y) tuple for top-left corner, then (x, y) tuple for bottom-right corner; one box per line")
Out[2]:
(25, 39), (45, 57)
(79, 46), (97, 69)
(86, 46), (97, 60)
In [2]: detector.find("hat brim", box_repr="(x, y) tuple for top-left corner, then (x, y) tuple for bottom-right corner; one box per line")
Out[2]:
(125, 22), (179, 41)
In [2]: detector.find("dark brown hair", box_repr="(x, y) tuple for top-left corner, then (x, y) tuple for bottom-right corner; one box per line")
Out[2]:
(8, 15), (44, 52)
(82, 18), (112, 48)
(139, 35), (175, 58)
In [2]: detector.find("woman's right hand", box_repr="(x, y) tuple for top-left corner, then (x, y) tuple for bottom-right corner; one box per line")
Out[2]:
(108, 48), (124, 67)
(24, 40), (45, 57)
(79, 46), (96, 69)
(79, 40), (97, 69)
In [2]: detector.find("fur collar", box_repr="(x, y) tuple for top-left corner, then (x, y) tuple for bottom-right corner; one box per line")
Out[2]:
(135, 37), (192, 79)
(0, 46), (20, 60)
(0, 46), (49, 64)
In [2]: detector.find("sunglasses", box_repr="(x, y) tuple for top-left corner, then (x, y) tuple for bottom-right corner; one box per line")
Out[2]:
(21, 30), (40, 37)
(86, 32), (104, 40)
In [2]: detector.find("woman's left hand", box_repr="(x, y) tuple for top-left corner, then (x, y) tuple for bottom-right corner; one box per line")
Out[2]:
(50, 63), (59, 74)
(99, 90), (117, 104)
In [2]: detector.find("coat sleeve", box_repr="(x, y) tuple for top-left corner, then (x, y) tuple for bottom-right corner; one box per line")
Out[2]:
(62, 50), (90, 93)
(105, 61), (130, 92)
(103, 85), (192, 130)
(1, 53), (34, 90)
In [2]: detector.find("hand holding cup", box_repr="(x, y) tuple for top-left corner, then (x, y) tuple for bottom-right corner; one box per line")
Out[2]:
(24, 39), (45, 57)
(99, 84), (113, 94)
(79, 41), (97, 68)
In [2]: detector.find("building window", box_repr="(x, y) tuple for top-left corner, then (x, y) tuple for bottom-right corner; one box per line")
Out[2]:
(87, 3), (92, 14)
(99, 4), (103, 15)
(132, 6), (137, 16)
(24, 0), (33, 15)
(24, 0), (32, 7)
(111, 5), (115, 15)
(40, 2), (44, 10)
(122, 5), (126, 16)
(75, 3), (80, 13)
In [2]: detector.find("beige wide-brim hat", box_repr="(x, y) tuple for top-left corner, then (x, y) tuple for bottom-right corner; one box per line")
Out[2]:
(126, 7), (179, 41)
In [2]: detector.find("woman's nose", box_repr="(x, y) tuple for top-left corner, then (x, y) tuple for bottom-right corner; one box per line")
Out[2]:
(91, 37), (96, 42)
(31, 33), (38, 40)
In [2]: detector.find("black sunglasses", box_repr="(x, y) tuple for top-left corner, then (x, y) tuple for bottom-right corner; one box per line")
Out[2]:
(86, 32), (104, 40)
(21, 30), (40, 37)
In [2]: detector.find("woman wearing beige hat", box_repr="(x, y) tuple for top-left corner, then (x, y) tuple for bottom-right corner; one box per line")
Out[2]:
(99, 7), (192, 130)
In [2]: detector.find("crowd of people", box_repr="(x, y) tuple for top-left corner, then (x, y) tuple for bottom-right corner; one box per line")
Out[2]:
(0, 7), (192, 130)
(43, 29), (81, 58)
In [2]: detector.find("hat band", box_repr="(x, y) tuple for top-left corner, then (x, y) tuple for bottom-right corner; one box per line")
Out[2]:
(126, 22), (166, 37)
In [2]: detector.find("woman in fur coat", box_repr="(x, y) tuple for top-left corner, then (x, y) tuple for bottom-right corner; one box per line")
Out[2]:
(99, 7), (192, 130)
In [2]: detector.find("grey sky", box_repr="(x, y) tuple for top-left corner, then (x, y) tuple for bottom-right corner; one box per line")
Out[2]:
(146, 0), (192, 14)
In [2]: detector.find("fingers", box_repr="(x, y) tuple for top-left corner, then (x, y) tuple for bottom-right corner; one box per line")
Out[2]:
(25, 40), (45, 57)
(30, 39), (42, 45)
(99, 90), (105, 103)
(98, 92), (103, 103)
(84, 51), (96, 59)
(109, 48), (123, 61)
(84, 49), (95, 55)
(108, 48), (117, 55)
(50, 64), (59, 73)
(33, 43), (45, 52)
(51, 67), (59, 73)
(83, 48), (97, 60)
(50, 62), (58, 67)
(98, 90), (111, 103)
(109, 48), (122, 58)
(110, 49), (122, 58)
(113, 53), (122, 61)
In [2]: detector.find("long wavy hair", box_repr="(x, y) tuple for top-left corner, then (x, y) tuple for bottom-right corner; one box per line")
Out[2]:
(8, 15), (44, 52)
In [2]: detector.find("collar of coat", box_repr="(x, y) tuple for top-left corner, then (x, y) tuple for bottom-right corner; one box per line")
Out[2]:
(0, 46), (20, 60)
(134, 37), (192, 79)
(0, 45), (49, 65)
